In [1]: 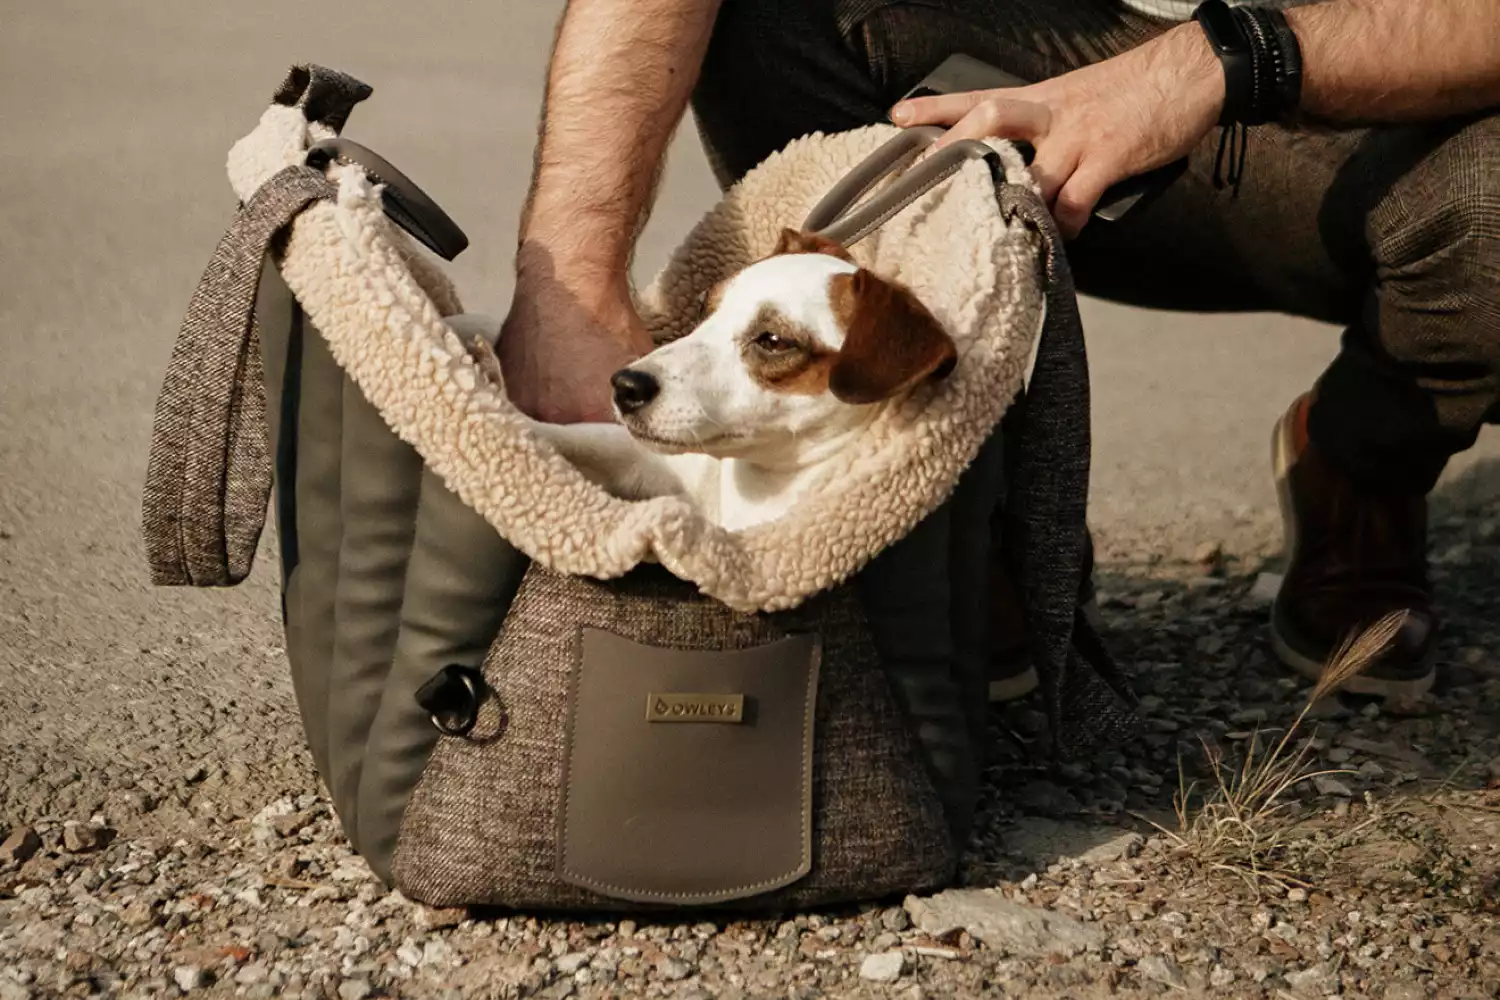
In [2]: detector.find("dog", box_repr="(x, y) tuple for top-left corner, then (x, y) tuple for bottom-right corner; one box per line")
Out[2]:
(468, 228), (957, 532)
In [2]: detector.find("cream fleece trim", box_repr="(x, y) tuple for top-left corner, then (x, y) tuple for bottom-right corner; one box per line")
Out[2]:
(226, 108), (1044, 613)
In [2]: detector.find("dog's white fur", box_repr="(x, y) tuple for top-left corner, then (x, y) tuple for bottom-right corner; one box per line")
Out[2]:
(468, 234), (956, 534)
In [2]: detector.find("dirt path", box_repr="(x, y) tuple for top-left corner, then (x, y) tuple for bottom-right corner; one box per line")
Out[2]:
(3, 3), (1498, 998)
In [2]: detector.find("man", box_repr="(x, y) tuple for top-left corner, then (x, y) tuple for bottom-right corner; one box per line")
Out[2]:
(499, 0), (1500, 699)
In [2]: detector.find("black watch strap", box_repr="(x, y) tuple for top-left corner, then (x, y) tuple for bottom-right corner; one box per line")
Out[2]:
(1193, 0), (1255, 128)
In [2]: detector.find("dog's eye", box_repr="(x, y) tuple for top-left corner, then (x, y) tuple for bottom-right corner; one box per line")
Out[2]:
(753, 331), (796, 353)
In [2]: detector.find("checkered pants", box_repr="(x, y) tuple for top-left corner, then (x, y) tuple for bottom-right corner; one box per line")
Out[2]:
(691, 0), (1500, 494)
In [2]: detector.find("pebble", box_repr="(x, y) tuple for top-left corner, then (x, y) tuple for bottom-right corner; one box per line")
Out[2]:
(1137, 954), (1186, 989)
(0, 827), (41, 864)
(905, 890), (1104, 957)
(555, 953), (590, 975)
(655, 957), (692, 981)
(859, 952), (906, 983)
(61, 822), (112, 853)
(881, 907), (911, 932)
(337, 979), (372, 1000)
(172, 966), (211, 992)
(1313, 776), (1354, 798)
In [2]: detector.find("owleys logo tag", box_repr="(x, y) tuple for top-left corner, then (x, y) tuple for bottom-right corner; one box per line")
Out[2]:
(646, 693), (746, 723)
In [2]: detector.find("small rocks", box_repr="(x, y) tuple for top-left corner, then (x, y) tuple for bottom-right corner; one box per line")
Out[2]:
(61, 821), (113, 853)
(172, 966), (212, 992)
(337, 979), (372, 1000)
(555, 953), (590, 975)
(654, 957), (692, 981)
(1230, 707), (1269, 726)
(904, 890), (1104, 957)
(859, 951), (907, 983)
(881, 906), (911, 932)
(1136, 954), (1186, 989)
(0, 826), (41, 864)
(1313, 776), (1354, 798)
(1015, 780), (1082, 818)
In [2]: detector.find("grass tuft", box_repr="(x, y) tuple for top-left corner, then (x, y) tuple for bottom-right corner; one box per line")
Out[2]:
(1149, 611), (1409, 894)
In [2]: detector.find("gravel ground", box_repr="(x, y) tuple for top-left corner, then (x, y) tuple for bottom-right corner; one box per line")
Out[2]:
(3, 500), (1497, 1000)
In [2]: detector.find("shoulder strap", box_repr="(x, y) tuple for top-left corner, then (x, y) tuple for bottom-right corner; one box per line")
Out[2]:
(141, 64), (369, 586)
(803, 128), (1139, 757)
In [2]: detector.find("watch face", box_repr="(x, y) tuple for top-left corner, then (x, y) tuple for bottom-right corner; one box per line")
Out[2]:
(1195, 2), (1247, 52)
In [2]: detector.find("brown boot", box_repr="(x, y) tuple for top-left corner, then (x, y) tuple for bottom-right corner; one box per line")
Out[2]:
(1270, 394), (1438, 698)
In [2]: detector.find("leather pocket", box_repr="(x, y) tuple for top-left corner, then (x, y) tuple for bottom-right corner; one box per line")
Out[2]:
(557, 627), (821, 905)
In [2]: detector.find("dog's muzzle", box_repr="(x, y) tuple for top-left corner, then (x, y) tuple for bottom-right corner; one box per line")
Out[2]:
(611, 369), (660, 415)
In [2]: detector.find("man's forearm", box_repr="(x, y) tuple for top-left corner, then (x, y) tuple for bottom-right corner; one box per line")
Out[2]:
(1287, 0), (1500, 123)
(519, 0), (722, 292)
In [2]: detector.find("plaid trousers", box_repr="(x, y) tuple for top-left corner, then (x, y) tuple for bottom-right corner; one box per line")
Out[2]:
(690, 0), (1500, 495)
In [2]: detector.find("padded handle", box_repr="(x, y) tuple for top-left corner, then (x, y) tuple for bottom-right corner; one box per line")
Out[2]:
(306, 137), (470, 261)
(803, 127), (1001, 247)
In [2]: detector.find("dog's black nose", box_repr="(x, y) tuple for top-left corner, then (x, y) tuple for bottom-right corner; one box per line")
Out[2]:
(611, 368), (660, 414)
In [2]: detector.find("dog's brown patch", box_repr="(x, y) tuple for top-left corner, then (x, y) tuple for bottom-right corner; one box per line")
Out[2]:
(827, 269), (957, 405)
(772, 227), (854, 262)
(742, 305), (836, 396)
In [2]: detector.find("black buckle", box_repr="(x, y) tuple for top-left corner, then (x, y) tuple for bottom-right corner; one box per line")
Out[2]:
(414, 664), (487, 737)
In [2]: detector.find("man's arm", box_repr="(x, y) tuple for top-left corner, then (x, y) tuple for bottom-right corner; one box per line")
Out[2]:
(1288, 0), (1500, 123)
(890, 0), (1500, 237)
(501, 0), (723, 424)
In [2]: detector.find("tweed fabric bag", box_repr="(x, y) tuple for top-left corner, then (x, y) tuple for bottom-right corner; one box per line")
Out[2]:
(141, 64), (1135, 911)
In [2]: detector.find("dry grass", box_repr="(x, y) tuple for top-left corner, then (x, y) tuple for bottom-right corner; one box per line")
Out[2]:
(1149, 611), (1409, 894)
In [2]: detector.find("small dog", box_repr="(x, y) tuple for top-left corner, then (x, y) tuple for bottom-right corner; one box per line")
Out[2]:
(473, 228), (957, 532)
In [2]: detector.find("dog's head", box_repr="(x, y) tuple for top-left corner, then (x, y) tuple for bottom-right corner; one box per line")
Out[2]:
(610, 228), (957, 461)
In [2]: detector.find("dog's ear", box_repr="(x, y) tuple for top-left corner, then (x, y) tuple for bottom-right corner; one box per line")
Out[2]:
(827, 269), (957, 405)
(773, 227), (854, 262)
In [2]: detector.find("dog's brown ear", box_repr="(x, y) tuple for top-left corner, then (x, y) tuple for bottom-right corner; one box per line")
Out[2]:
(773, 227), (854, 261)
(827, 269), (957, 405)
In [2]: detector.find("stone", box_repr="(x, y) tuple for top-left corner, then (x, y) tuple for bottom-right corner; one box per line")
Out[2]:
(556, 953), (590, 975)
(0, 827), (41, 864)
(1137, 954), (1186, 989)
(1313, 776), (1353, 798)
(904, 890), (1104, 957)
(172, 966), (212, 992)
(859, 952), (906, 983)
(417, 905), (467, 930)
(1015, 781), (1082, 819)
(1249, 573), (1283, 604)
(337, 979), (371, 1000)
(655, 957), (692, 981)
(61, 822), (112, 853)
(1286, 963), (1338, 994)
(1382, 980), (1427, 1000)
(881, 907), (911, 933)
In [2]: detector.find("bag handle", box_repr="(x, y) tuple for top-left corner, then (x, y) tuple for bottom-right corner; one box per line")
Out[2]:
(802, 126), (1002, 247)
(802, 125), (1140, 759)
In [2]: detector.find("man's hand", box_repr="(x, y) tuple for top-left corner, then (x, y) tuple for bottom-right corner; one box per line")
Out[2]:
(503, 0), (721, 423)
(498, 251), (653, 424)
(890, 24), (1224, 239)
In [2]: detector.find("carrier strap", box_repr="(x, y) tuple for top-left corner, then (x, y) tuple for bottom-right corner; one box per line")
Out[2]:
(141, 166), (336, 586)
(805, 128), (1139, 757)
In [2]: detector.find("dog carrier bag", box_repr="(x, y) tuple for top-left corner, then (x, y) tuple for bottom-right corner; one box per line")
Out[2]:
(141, 65), (1135, 911)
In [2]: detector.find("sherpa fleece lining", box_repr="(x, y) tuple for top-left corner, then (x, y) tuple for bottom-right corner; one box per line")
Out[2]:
(226, 106), (1044, 613)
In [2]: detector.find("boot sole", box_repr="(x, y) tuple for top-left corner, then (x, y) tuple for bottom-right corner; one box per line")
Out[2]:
(1269, 409), (1436, 700)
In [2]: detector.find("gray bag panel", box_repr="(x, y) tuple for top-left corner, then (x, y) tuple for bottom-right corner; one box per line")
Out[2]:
(325, 375), (426, 850)
(257, 266), (532, 877)
(356, 470), (527, 883)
